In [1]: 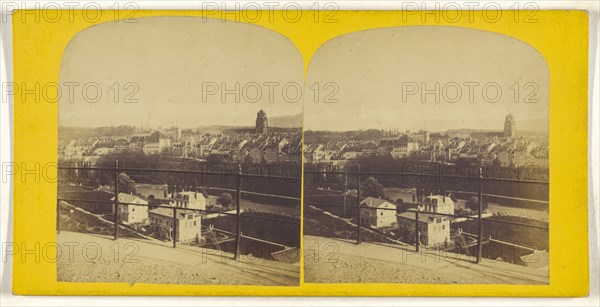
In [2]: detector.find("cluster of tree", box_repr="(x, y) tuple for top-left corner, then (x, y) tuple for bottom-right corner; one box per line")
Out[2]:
(58, 125), (137, 141)
(465, 196), (488, 213)
(360, 177), (385, 199)
(217, 192), (233, 207)
(394, 198), (411, 212)
(117, 172), (137, 195)
(305, 158), (548, 205)
(62, 151), (300, 207)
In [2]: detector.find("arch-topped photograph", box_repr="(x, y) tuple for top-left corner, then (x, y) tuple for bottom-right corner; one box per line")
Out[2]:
(56, 16), (303, 286)
(303, 26), (550, 284)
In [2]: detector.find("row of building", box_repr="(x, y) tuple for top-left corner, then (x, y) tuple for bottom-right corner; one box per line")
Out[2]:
(59, 129), (302, 164)
(59, 110), (302, 164)
(304, 114), (548, 168)
(359, 195), (455, 247)
(114, 191), (219, 243)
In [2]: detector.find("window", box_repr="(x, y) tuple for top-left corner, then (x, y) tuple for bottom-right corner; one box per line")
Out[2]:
(442, 225), (446, 230)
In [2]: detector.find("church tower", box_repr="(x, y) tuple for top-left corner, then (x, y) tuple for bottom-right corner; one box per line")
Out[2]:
(255, 109), (268, 134)
(504, 113), (516, 138)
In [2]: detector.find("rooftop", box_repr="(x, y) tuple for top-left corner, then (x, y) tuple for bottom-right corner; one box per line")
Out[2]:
(397, 211), (444, 223)
(149, 207), (198, 219)
(111, 193), (147, 205)
(360, 197), (395, 208)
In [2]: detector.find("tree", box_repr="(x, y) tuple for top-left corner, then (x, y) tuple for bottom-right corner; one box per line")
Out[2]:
(454, 234), (467, 251)
(205, 229), (218, 248)
(217, 192), (233, 208)
(148, 195), (158, 210)
(395, 198), (409, 212)
(465, 196), (488, 213)
(360, 177), (385, 199)
(117, 172), (137, 195)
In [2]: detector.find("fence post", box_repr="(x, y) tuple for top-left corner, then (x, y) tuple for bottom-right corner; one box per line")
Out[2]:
(415, 210), (420, 252)
(355, 164), (362, 245)
(234, 164), (242, 260)
(476, 167), (483, 264)
(172, 207), (177, 248)
(56, 200), (60, 234)
(113, 160), (119, 240)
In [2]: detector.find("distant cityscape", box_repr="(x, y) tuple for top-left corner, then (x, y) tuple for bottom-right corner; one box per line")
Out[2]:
(304, 113), (548, 168)
(59, 109), (302, 165)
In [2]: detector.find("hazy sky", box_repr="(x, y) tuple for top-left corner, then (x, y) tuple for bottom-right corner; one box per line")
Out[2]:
(60, 20), (549, 132)
(59, 17), (303, 128)
(304, 26), (549, 132)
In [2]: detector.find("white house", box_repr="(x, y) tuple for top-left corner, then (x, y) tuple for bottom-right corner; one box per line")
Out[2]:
(359, 197), (397, 229)
(421, 195), (455, 215)
(112, 193), (149, 225)
(397, 211), (450, 247)
(170, 191), (206, 211)
(148, 207), (201, 242)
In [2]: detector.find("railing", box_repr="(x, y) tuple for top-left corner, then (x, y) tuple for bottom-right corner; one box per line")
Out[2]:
(57, 161), (300, 261)
(304, 165), (549, 264)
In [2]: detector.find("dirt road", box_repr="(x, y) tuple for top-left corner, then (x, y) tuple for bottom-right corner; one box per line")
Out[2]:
(304, 235), (548, 284)
(57, 231), (299, 286)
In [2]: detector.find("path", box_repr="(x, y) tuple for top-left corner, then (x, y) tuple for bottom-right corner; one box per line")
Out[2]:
(57, 231), (299, 286)
(304, 235), (549, 284)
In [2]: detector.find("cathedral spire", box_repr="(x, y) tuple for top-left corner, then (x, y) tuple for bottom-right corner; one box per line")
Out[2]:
(255, 109), (268, 134)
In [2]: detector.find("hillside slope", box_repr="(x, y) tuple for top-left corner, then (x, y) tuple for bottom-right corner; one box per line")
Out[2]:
(304, 235), (548, 284)
(57, 231), (299, 286)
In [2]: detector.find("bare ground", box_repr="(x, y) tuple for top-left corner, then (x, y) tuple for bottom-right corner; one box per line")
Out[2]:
(57, 231), (299, 286)
(304, 236), (548, 284)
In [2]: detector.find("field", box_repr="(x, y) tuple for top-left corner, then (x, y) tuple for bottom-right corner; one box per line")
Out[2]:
(58, 184), (114, 214)
(304, 188), (358, 219)
(303, 205), (399, 244)
(58, 202), (145, 239)
(203, 212), (300, 261)
(453, 216), (549, 251)
(58, 184), (146, 239)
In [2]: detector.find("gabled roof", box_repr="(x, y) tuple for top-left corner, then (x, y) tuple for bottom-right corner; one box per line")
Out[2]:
(360, 197), (395, 208)
(149, 207), (198, 219)
(397, 211), (442, 223)
(111, 193), (148, 204)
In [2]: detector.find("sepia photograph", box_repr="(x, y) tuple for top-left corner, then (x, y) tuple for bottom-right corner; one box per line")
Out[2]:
(6, 3), (594, 301)
(303, 26), (550, 284)
(56, 17), (302, 286)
